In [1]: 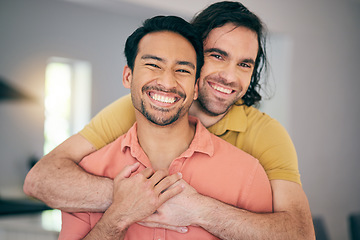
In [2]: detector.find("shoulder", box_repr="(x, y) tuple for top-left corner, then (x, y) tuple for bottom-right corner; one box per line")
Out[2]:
(240, 105), (290, 142)
(100, 94), (133, 115)
(79, 94), (135, 149)
(210, 133), (259, 165)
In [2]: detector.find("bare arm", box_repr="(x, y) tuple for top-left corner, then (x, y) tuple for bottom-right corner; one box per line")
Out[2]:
(141, 180), (315, 239)
(23, 133), (113, 212)
(196, 180), (315, 239)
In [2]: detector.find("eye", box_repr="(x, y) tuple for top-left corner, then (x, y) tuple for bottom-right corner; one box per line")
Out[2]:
(145, 63), (160, 69)
(176, 69), (191, 74)
(210, 54), (223, 60)
(239, 62), (251, 68)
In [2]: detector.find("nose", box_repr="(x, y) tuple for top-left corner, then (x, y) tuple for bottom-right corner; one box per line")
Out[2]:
(156, 70), (177, 89)
(218, 63), (238, 84)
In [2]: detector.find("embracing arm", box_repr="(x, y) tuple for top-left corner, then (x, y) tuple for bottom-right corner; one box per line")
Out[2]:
(141, 179), (315, 239)
(23, 133), (113, 212)
(196, 180), (315, 240)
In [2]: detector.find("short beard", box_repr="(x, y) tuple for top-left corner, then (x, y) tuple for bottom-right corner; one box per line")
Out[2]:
(197, 90), (235, 116)
(140, 100), (183, 126)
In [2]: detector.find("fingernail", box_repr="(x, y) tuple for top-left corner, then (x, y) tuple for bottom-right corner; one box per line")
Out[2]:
(180, 227), (188, 233)
(178, 172), (182, 178)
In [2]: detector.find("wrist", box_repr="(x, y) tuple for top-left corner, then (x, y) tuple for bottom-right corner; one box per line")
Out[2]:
(188, 193), (211, 227)
(192, 194), (228, 228)
(102, 204), (133, 233)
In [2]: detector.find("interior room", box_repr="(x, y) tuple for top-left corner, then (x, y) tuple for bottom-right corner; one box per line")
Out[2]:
(1, 0), (359, 239)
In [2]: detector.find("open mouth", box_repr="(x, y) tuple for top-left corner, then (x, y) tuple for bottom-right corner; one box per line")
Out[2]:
(150, 93), (176, 103)
(147, 91), (180, 105)
(208, 82), (234, 94)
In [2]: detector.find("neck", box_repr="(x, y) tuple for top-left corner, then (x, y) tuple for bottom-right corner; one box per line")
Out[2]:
(189, 100), (226, 128)
(135, 112), (196, 170)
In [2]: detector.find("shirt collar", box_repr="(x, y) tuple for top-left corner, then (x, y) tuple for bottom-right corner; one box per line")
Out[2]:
(181, 116), (214, 158)
(120, 117), (215, 161)
(120, 122), (150, 167)
(207, 101), (248, 136)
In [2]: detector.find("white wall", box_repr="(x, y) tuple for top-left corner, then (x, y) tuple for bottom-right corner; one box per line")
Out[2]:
(242, 1), (360, 239)
(1, 0), (359, 239)
(0, 0), (141, 195)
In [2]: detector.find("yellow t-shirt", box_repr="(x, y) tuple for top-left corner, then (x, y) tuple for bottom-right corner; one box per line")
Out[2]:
(80, 94), (301, 184)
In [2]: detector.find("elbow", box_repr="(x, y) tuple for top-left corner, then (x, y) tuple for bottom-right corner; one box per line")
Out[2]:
(23, 169), (38, 197)
(23, 172), (58, 209)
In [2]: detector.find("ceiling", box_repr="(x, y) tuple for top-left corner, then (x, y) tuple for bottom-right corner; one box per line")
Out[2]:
(62, 0), (220, 20)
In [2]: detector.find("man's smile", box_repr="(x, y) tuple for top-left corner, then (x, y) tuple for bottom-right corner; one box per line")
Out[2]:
(146, 90), (183, 107)
(208, 81), (234, 95)
(149, 92), (177, 104)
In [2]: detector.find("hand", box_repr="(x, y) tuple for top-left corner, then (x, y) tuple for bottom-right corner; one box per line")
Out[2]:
(108, 164), (184, 226)
(138, 179), (201, 232)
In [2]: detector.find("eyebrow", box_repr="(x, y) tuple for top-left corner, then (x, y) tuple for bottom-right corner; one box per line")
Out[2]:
(141, 54), (195, 69)
(205, 48), (228, 57)
(141, 54), (163, 62)
(205, 48), (256, 65)
(177, 61), (195, 70)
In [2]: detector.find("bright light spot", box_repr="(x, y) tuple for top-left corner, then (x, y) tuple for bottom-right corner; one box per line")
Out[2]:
(41, 209), (62, 232)
(44, 62), (72, 154)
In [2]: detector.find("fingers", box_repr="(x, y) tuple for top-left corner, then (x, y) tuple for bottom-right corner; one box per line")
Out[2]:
(148, 170), (171, 188)
(116, 162), (141, 180)
(137, 168), (183, 198)
(154, 172), (182, 195)
(158, 180), (184, 203)
(140, 168), (156, 179)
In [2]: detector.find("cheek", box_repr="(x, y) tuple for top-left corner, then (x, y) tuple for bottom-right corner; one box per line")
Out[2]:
(181, 81), (197, 97)
(199, 62), (218, 82)
(238, 75), (252, 93)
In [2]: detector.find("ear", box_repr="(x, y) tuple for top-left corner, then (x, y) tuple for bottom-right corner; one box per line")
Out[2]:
(193, 79), (199, 100)
(122, 65), (132, 89)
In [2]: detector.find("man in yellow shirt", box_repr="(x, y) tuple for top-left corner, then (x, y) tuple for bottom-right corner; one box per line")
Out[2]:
(24, 1), (315, 239)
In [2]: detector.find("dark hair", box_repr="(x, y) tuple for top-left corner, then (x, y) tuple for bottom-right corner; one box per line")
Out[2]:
(124, 16), (204, 80)
(191, 1), (268, 106)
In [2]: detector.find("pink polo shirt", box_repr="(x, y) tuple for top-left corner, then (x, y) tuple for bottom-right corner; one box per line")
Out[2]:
(59, 117), (272, 240)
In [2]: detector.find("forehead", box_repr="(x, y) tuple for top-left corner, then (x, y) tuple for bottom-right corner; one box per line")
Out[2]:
(204, 24), (259, 58)
(136, 31), (197, 64)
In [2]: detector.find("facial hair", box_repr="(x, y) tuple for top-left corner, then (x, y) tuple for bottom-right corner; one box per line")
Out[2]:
(134, 85), (188, 126)
(197, 75), (242, 116)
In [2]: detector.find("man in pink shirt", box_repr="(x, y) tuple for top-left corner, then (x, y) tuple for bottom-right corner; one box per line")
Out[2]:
(59, 15), (272, 239)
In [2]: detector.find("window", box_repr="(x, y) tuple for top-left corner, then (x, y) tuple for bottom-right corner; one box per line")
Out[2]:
(44, 58), (92, 154)
(42, 58), (92, 231)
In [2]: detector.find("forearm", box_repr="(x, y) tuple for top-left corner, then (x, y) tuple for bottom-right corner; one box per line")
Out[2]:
(188, 177), (315, 240)
(24, 155), (113, 212)
(197, 196), (314, 239)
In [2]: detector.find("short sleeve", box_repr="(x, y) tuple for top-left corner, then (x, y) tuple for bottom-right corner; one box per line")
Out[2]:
(251, 118), (301, 184)
(79, 94), (136, 150)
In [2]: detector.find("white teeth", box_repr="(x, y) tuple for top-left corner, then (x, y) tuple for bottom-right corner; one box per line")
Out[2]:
(151, 93), (176, 103)
(212, 84), (232, 94)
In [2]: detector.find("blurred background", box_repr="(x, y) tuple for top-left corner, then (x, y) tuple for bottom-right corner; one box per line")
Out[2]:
(0, 0), (359, 239)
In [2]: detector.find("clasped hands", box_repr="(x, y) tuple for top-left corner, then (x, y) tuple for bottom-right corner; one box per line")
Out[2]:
(111, 162), (200, 233)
